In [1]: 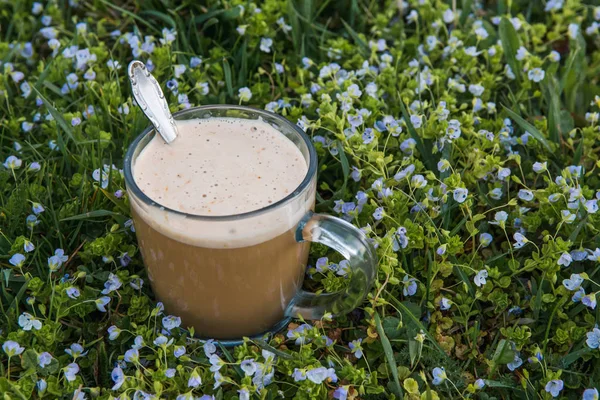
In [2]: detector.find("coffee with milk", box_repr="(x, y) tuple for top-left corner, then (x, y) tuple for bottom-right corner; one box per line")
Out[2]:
(130, 117), (312, 338)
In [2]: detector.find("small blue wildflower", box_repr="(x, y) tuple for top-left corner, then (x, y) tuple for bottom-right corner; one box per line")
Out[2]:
(292, 368), (307, 382)
(507, 354), (523, 371)
(432, 367), (447, 385)
(544, 380), (563, 398)
(9, 253), (26, 268)
(65, 343), (88, 359)
(64, 363), (80, 382)
(582, 293), (597, 309)
(124, 348), (139, 363)
(372, 207), (384, 221)
(241, 359), (257, 376)
(95, 296), (111, 312)
(402, 275), (417, 296)
(174, 345), (186, 358)
(101, 273), (122, 294)
(111, 365), (125, 390)
(349, 338), (363, 358)
(19, 312), (42, 331)
(165, 368), (176, 378)
(474, 270), (488, 287)
(583, 388), (599, 400)
(558, 252), (573, 267)
(107, 326), (121, 340)
(440, 297), (452, 310)
(38, 352), (52, 368)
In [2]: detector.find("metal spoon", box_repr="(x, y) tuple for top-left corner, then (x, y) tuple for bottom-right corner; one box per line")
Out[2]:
(128, 60), (178, 144)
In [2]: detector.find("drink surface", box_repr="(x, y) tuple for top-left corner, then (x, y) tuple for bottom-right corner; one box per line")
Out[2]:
(129, 117), (314, 338)
(133, 117), (307, 216)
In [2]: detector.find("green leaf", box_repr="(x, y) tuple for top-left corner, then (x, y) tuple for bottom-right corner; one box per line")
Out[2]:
(499, 17), (521, 81)
(60, 210), (120, 222)
(492, 339), (516, 365)
(502, 105), (552, 152)
(382, 316), (402, 340)
(542, 75), (561, 144)
(21, 350), (38, 371)
(252, 339), (294, 360)
(374, 312), (403, 398)
(223, 60), (234, 98)
(559, 347), (592, 368)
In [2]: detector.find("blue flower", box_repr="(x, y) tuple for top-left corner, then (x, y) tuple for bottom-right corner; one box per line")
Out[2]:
(517, 189), (534, 201)
(130, 277), (144, 290)
(238, 87), (252, 102)
(190, 57), (202, 68)
(66, 287), (80, 299)
(174, 345), (186, 358)
(349, 338), (363, 358)
(9, 253), (26, 268)
(165, 368), (176, 378)
(28, 162), (41, 172)
(38, 352), (52, 368)
(203, 339), (216, 356)
(209, 354), (226, 372)
(527, 68), (545, 83)
(287, 323), (312, 345)
(95, 296), (111, 312)
(111, 365), (125, 390)
(37, 379), (47, 393)
(260, 37), (273, 53)
(162, 315), (182, 331)
(307, 366), (337, 384)
(582, 293), (597, 309)
(583, 388), (599, 400)
(453, 188), (468, 203)
(557, 252), (573, 267)
(394, 164), (415, 181)
(586, 327), (600, 348)
(315, 257), (329, 273)
(18, 312), (42, 331)
(372, 207), (384, 221)
(563, 274), (584, 291)
(432, 367), (447, 385)
(241, 359), (257, 376)
(291, 368), (307, 382)
(513, 232), (528, 249)
(187, 369), (202, 387)
(3, 340), (24, 356)
(402, 275), (417, 296)
(237, 388), (250, 400)
(333, 386), (349, 400)
(544, 379), (563, 398)
(132, 336), (144, 349)
(507, 354), (523, 371)
(124, 348), (139, 363)
(101, 273), (122, 294)
(3, 155), (22, 169)
(107, 326), (121, 340)
(474, 270), (488, 287)
(474, 378), (485, 389)
(65, 343), (88, 359)
(479, 233), (493, 247)
(64, 363), (80, 382)
(440, 297), (452, 310)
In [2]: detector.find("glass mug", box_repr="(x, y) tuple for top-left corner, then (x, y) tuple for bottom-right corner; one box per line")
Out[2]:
(123, 105), (377, 343)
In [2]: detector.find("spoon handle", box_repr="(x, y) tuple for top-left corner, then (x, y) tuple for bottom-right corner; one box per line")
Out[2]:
(128, 60), (178, 144)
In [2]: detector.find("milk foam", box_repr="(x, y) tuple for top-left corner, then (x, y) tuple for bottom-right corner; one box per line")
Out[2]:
(131, 117), (314, 249)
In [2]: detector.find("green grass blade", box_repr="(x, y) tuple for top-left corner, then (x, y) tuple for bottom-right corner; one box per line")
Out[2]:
(340, 19), (369, 57)
(499, 17), (521, 81)
(542, 76), (561, 144)
(60, 210), (120, 222)
(398, 97), (435, 172)
(502, 105), (552, 152)
(374, 312), (403, 398)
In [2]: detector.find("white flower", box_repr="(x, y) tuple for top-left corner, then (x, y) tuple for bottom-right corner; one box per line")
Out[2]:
(568, 23), (579, 39)
(469, 84), (485, 97)
(453, 188), (468, 203)
(238, 87), (252, 102)
(443, 9), (455, 24)
(18, 312), (42, 331)
(516, 46), (529, 61)
(527, 68), (545, 83)
(474, 270), (488, 287)
(260, 37), (273, 53)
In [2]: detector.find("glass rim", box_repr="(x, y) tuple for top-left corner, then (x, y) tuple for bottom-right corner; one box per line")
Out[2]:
(123, 104), (317, 222)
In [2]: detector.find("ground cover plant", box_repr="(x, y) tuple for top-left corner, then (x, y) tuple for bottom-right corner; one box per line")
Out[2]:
(1, 0), (600, 398)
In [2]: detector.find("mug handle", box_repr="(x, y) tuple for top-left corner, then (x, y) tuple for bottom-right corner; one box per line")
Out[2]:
(285, 211), (378, 320)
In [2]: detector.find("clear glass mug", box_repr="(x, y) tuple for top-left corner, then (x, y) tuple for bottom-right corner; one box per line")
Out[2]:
(123, 105), (377, 343)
